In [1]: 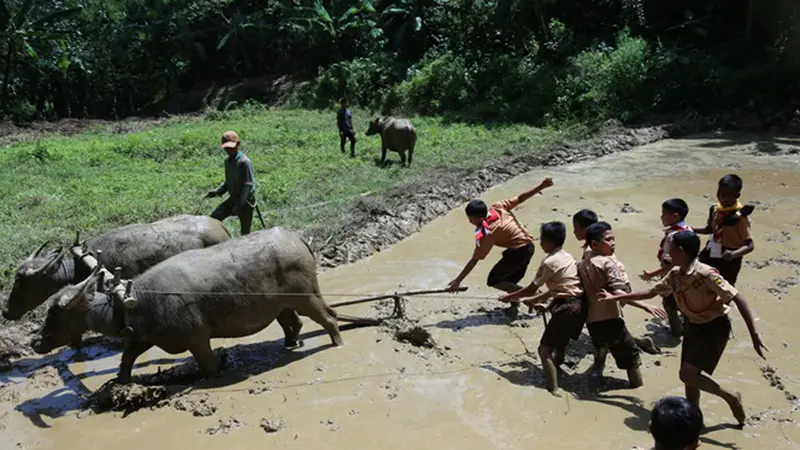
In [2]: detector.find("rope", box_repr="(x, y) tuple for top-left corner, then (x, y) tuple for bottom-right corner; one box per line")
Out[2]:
(132, 289), (501, 301)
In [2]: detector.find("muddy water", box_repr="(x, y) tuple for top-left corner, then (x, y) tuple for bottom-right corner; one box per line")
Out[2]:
(3, 132), (800, 450)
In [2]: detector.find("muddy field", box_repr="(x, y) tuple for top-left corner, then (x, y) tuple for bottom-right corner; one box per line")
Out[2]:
(2, 129), (800, 449)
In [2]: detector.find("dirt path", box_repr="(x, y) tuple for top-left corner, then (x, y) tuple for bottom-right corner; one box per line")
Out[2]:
(2, 131), (800, 449)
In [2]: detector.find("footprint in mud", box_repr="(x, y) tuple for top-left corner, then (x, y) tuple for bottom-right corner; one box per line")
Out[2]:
(765, 231), (792, 243)
(759, 365), (800, 411)
(618, 203), (642, 214)
(172, 394), (217, 417)
(205, 417), (243, 435)
(767, 277), (799, 299)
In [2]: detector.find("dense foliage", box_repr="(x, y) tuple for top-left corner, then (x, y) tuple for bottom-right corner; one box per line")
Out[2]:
(1, 0), (798, 124)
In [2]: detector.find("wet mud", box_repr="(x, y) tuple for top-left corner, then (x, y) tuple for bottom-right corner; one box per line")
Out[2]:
(1, 131), (800, 449)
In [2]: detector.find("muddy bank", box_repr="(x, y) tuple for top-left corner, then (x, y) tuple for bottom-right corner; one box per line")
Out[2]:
(0, 117), (171, 147)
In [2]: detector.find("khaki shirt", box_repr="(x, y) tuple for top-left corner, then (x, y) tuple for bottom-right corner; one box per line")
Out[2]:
(706, 205), (753, 249)
(578, 251), (631, 323)
(652, 260), (738, 324)
(532, 248), (584, 300)
(472, 196), (534, 260)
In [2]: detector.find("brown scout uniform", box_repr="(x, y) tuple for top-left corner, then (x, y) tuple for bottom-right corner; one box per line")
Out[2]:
(652, 260), (738, 374)
(473, 196), (535, 287)
(699, 205), (752, 286)
(532, 248), (585, 349)
(578, 251), (641, 370)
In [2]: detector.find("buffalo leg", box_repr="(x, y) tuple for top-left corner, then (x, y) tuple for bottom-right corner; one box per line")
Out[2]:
(277, 309), (304, 348)
(408, 146), (414, 166)
(381, 146), (387, 165)
(117, 341), (154, 384)
(399, 150), (406, 166)
(190, 339), (221, 378)
(298, 296), (344, 347)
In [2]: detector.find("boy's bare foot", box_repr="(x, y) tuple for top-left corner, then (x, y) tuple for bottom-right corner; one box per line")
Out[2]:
(727, 391), (746, 426)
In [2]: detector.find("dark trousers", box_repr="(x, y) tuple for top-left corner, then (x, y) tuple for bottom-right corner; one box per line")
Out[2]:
(699, 248), (743, 286)
(340, 130), (356, 156)
(211, 197), (254, 235)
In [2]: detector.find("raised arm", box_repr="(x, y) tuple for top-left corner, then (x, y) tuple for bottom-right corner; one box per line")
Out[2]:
(517, 177), (554, 205)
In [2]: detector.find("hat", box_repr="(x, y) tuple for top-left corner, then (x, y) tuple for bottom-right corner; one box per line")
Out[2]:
(221, 130), (239, 149)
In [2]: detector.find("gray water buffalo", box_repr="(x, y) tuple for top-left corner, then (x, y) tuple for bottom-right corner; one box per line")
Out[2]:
(365, 116), (417, 167)
(31, 227), (343, 382)
(3, 215), (231, 321)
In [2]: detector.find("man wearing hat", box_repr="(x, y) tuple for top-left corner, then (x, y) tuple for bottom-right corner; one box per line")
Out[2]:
(205, 130), (257, 235)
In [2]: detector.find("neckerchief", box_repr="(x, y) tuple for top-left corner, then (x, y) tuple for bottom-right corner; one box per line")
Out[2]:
(475, 209), (500, 247)
(712, 201), (743, 242)
(657, 221), (692, 261)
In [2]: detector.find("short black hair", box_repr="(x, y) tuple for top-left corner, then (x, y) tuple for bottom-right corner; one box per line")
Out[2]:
(662, 198), (689, 221)
(719, 174), (743, 193)
(672, 230), (701, 259)
(340, 97), (348, 103)
(585, 221), (612, 245)
(465, 199), (488, 218)
(650, 396), (703, 450)
(573, 209), (598, 228)
(540, 221), (567, 247)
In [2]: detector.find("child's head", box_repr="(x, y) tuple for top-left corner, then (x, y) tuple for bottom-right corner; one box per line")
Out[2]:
(717, 174), (743, 207)
(340, 97), (349, 108)
(661, 198), (689, 227)
(572, 209), (598, 241)
(649, 396), (703, 450)
(465, 199), (488, 226)
(539, 221), (567, 253)
(585, 221), (615, 256)
(669, 230), (701, 267)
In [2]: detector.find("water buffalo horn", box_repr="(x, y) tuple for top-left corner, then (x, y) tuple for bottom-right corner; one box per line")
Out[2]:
(36, 248), (65, 275)
(28, 241), (50, 260)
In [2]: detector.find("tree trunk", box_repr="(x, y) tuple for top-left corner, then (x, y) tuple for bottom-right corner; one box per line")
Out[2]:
(0, 39), (15, 112)
(745, 0), (753, 40)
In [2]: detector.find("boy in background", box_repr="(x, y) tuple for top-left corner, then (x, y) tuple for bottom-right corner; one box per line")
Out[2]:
(693, 174), (755, 286)
(337, 98), (356, 158)
(641, 198), (693, 337)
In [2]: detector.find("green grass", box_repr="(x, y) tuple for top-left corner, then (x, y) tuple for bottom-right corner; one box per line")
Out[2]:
(0, 105), (571, 290)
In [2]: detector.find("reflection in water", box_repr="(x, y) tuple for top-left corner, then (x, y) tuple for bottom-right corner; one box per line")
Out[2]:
(3, 133), (800, 449)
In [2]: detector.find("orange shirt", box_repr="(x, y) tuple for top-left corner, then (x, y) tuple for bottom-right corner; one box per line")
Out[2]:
(472, 196), (534, 260)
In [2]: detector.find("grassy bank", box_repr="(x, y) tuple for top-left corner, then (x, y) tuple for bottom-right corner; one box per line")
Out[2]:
(0, 106), (576, 290)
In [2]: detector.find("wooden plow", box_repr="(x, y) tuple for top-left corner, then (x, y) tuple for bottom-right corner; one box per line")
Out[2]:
(328, 287), (469, 326)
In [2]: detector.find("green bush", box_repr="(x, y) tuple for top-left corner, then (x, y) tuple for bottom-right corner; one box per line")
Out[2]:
(312, 56), (399, 109)
(399, 51), (473, 115)
(554, 30), (669, 122)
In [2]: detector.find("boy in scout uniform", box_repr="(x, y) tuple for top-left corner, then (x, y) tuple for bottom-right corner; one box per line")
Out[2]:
(498, 221), (585, 395)
(446, 177), (554, 318)
(640, 198), (693, 337)
(693, 174), (755, 286)
(598, 230), (768, 426)
(578, 222), (667, 388)
(572, 209), (661, 355)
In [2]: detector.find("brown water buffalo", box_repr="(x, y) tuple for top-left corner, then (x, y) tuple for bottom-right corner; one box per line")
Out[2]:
(365, 116), (417, 167)
(31, 227), (343, 382)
